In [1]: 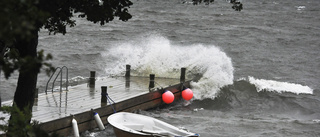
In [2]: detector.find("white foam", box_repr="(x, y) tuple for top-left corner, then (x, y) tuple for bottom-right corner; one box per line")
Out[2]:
(248, 76), (313, 94)
(102, 33), (234, 99)
(296, 6), (306, 11)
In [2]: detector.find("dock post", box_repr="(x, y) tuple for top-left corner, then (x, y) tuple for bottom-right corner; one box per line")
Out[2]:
(125, 78), (130, 89)
(125, 65), (131, 78)
(180, 68), (186, 83)
(89, 71), (96, 88)
(149, 74), (155, 90)
(101, 86), (107, 106)
(125, 65), (130, 89)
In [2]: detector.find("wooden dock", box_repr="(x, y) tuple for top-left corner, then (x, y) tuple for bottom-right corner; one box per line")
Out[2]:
(1, 69), (191, 136)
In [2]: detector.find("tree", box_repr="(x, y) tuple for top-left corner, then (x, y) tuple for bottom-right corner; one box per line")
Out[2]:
(0, 105), (61, 137)
(0, 0), (132, 135)
(1, 0), (243, 135)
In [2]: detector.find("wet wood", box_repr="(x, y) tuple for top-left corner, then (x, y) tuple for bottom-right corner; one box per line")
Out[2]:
(2, 76), (191, 136)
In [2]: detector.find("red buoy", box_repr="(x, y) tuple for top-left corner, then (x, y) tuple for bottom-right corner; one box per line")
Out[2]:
(182, 88), (193, 101)
(162, 90), (174, 104)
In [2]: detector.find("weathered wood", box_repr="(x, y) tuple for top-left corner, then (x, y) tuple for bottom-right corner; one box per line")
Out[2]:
(38, 80), (191, 135)
(125, 65), (130, 78)
(89, 71), (95, 88)
(50, 90), (185, 135)
(149, 74), (155, 89)
(101, 86), (107, 106)
(180, 68), (186, 82)
(1, 75), (191, 136)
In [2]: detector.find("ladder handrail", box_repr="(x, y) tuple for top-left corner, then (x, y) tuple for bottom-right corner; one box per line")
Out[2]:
(51, 68), (62, 93)
(45, 66), (69, 94)
(45, 67), (61, 94)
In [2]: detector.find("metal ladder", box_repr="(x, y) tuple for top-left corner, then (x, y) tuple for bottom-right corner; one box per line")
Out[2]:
(45, 66), (69, 94)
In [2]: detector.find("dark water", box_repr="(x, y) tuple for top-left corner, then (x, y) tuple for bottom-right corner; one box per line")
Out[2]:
(1, 0), (320, 136)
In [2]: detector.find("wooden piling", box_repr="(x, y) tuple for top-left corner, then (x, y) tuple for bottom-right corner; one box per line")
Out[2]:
(125, 65), (130, 78)
(101, 86), (107, 107)
(149, 74), (155, 89)
(125, 65), (130, 89)
(180, 68), (186, 82)
(125, 78), (130, 89)
(89, 71), (95, 88)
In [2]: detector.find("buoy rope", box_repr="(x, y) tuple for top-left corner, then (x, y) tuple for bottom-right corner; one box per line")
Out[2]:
(154, 81), (164, 89)
(180, 82), (190, 90)
(103, 93), (117, 113)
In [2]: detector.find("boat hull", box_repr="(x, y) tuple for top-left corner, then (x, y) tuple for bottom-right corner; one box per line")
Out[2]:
(113, 127), (153, 137)
(108, 112), (200, 137)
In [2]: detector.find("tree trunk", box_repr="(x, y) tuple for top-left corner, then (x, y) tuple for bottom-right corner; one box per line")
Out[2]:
(7, 31), (39, 136)
(14, 31), (38, 113)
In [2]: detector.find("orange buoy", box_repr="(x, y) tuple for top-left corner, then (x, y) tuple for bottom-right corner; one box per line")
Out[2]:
(162, 90), (174, 104)
(182, 88), (193, 101)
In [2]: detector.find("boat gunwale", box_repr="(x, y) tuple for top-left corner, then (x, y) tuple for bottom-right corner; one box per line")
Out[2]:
(107, 112), (199, 137)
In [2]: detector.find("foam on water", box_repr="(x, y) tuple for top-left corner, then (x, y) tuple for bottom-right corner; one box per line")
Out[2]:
(102, 33), (234, 100)
(248, 76), (313, 94)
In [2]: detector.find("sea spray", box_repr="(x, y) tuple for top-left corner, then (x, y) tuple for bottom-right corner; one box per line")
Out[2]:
(102, 34), (234, 99)
(248, 76), (313, 94)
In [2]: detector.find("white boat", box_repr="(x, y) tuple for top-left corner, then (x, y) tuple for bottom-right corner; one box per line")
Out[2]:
(107, 112), (200, 137)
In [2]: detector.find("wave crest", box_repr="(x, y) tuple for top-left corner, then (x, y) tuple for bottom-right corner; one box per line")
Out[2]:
(102, 33), (234, 100)
(248, 76), (313, 94)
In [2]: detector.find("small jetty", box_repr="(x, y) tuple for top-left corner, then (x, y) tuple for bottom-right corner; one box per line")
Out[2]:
(1, 65), (192, 136)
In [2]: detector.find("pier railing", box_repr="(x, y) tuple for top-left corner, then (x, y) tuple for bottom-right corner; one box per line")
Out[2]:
(45, 66), (69, 94)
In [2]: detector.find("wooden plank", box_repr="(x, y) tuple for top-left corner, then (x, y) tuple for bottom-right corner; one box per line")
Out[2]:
(32, 90), (149, 123)
(32, 79), (152, 122)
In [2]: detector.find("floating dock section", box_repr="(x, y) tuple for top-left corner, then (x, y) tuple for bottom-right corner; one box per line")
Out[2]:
(1, 66), (192, 136)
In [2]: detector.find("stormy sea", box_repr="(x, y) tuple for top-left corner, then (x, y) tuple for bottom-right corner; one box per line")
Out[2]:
(1, 0), (319, 136)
